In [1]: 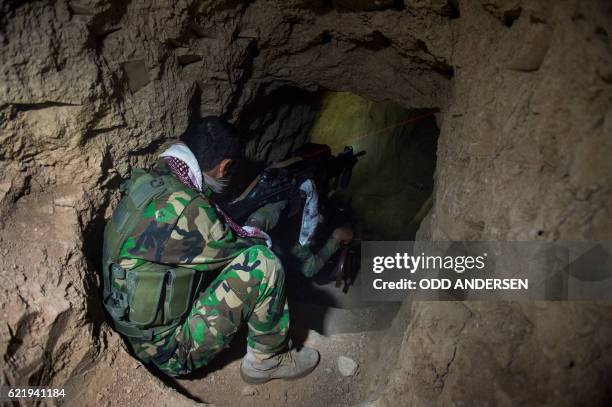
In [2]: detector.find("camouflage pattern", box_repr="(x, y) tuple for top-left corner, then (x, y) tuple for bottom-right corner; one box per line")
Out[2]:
(128, 244), (289, 376)
(111, 160), (288, 375)
(116, 159), (255, 273)
(246, 201), (341, 278)
(290, 237), (341, 278)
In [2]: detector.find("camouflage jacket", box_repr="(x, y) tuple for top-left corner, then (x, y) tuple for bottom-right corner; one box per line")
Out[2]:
(116, 159), (256, 272)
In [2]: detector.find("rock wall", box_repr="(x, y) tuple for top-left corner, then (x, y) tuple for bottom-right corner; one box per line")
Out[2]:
(374, 1), (612, 405)
(0, 0), (610, 405)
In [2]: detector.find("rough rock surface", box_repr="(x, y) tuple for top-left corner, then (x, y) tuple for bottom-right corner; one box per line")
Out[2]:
(0, 0), (611, 405)
(374, 1), (612, 406)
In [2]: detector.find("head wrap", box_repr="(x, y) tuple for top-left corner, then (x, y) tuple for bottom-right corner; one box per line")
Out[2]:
(159, 142), (203, 191)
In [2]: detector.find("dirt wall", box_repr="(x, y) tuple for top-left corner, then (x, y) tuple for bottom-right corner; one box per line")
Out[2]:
(1, 0), (610, 405)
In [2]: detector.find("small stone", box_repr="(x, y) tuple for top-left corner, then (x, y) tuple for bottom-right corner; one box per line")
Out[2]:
(241, 386), (258, 397)
(337, 356), (358, 377)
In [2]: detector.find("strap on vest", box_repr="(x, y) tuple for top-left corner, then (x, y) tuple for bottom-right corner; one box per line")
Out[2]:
(131, 176), (166, 210)
(103, 172), (169, 272)
(111, 263), (126, 279)
(112, 319), (179, 341)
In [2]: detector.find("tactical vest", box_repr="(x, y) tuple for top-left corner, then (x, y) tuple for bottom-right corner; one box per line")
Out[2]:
(102, 168), (202, 341)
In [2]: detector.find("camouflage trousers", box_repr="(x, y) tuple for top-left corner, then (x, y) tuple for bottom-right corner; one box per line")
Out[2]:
(128, 245), (289, 376)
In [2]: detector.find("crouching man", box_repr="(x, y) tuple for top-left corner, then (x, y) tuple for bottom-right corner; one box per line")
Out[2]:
(101, 117), (319, 383)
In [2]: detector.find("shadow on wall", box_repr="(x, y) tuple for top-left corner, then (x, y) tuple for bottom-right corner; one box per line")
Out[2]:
(238, 85), (323, 165)
(309, 92), (439, 240)
(220, 85), (323, 201)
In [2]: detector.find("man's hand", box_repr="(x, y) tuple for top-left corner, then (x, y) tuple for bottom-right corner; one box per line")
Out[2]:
(332, 226), (354, 244)
(245, 200), (288, 232)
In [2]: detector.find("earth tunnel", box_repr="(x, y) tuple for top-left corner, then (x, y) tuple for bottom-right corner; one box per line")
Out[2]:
(1, 1), (612, 406)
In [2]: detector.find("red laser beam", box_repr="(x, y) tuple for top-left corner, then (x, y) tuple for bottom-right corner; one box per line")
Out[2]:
(351, 109), (438, 143)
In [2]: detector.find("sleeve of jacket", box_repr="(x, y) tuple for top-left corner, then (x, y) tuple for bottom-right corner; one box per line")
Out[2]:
(158, 196), (257, 271)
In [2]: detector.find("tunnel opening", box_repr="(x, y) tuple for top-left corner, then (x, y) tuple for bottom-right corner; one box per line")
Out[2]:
(171, 85), (440, 404)
(234, 86), (439, 326)
(233, 85), (440, 242)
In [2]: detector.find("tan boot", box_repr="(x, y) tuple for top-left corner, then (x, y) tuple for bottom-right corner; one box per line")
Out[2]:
(240, 346), (320, 384)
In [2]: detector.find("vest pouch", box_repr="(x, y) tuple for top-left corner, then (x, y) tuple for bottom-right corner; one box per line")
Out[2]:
(104, 263), (129, 321)
(126, 265), (166, 326)
(163, 266), (197, 324)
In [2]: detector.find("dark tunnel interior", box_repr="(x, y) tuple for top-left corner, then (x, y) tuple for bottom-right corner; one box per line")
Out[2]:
(221, 85), (441, 335)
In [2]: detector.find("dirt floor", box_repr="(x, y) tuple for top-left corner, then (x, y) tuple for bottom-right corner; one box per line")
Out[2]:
(66, 322), (387, 407)
(175, 328), (381, 406)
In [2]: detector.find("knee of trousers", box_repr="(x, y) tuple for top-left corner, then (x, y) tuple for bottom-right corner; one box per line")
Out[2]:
(247, 244), (285, 286)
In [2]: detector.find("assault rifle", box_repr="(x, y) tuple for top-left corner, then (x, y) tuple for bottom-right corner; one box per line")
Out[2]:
(220, 143), (366, 224)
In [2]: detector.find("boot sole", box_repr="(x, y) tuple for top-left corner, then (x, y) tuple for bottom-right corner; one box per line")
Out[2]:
(239, 360), (319, 385)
